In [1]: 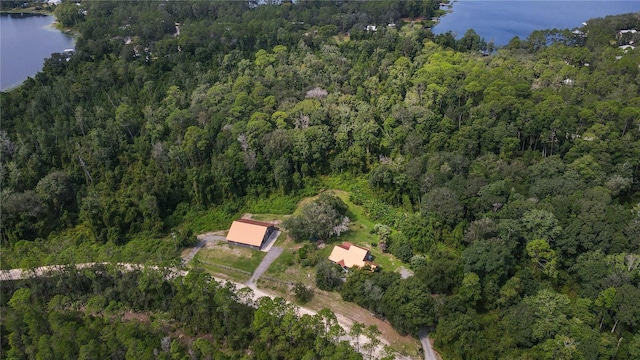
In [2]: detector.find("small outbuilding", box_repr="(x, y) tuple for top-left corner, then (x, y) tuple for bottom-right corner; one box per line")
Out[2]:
(328, 242), (376, 269)
(226, 219), (276, 250)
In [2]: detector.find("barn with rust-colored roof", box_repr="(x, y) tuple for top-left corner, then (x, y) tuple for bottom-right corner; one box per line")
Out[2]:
(226, 219), (276, 250)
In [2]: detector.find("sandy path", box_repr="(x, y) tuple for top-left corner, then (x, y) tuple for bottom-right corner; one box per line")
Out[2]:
(0, 263), (413, 359)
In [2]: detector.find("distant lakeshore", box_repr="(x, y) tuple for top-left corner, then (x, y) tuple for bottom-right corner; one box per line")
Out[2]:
(0, 8), (53, 15)
(0, 13), (74, 91)
(434, 0), (640, 46)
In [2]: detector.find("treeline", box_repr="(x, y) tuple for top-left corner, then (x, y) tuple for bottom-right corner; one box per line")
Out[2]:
(1, 0), (640, 358)
(0, 266), (362, 359)
(0, 0), (50, 11)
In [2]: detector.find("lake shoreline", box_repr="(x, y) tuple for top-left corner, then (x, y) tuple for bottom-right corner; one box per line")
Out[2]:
(0, 12), (75, 91)
(0, 9), (53, 16)
(433, 0), (640, 46)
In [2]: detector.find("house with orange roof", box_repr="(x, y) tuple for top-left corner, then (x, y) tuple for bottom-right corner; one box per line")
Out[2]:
(328, 242), (376, 269)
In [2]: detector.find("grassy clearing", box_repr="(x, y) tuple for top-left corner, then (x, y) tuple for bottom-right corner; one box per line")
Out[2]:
(264, 188), (403, 281)
(332, 33), (350, 43)
(265, 237), (317, 284)
(267, 256), (316, 284)
(265, 247), (295, 274)
(291, 195), (317, 215)
(256, 277), (292, 295)
(172, 206), (239, 234)
(329, 190), (403, 271)
(245, 193), (302, 214)
(249, 213), (289, 222)
(319, 173), (364, 192)
(198, 262), (251, 283)
(194, 242), (266, 273)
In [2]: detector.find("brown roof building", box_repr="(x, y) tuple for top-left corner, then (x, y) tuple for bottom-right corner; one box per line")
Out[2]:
(226, 219), (276, 250)
(328, 242), (376, 269)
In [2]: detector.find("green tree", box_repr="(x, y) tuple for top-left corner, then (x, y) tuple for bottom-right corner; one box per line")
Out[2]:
(458, 272), (482, 309)
(316, 260), (344, 291)
(458, 29), (484, 52)
(35, 171), (74, 213)
(1, 190), (47, 242)
(526, 239), (558, 278)
(381, 276), (435, 335)
(293, 282), (314, 304)
(363, 325), (382, 360)
(434, 311), (484, 359)
(282, 193), (349, 241)
(525, 289), (571, 342)
(611, 284), (640, 333)
(463, 238), (515, 282)
(54, 1), (85, 27)
(421, 186), (463, 225)
(416, 244), (463, 294)
(594, 287), (616, 331)
(521, 209), (562, 244)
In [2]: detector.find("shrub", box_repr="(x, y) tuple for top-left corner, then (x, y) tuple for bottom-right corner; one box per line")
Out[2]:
(316, 260), (343, 291)
(293, 282), (314, 304)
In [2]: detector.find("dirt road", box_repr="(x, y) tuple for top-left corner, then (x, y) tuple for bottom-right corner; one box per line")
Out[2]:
(0, 262), (413, 359)
(419, 329), (440, 360)
(182, 231), (226, 263)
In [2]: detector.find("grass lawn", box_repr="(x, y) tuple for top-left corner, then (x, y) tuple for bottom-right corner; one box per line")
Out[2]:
(263, 189), (404, 283)
(245, 193), (302, 214)
(249, 213), (289, 222)
(330, 190), (403, 272)
(265, 237), (317, 284)
(193, 242), (266, 273)
(174, 207), (239, 234)
(197, 262), (251, 283)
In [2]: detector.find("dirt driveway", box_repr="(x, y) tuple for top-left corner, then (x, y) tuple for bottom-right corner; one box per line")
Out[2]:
(182, 231), (226, 263)
(246, 246), (283, 286)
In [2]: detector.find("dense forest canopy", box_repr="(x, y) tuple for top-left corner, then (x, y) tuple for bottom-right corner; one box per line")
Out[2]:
(2, 0), (640, 358)
(0, 266), (363, 359)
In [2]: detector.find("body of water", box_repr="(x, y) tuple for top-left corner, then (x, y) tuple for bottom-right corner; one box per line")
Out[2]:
(0, 13), (75, 91)
(434, 0), (640, 46)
